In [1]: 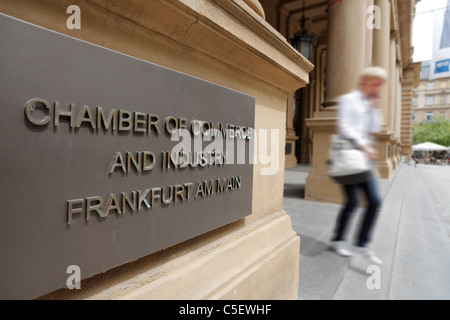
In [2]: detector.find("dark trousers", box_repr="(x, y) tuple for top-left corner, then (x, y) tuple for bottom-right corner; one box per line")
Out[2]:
(332, 174), (382, 247)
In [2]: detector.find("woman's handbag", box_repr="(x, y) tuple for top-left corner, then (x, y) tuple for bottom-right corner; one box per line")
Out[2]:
(328, 134), (372, 185)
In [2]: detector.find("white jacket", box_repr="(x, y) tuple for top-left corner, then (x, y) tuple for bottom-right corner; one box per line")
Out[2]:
(337, 90), (381, 149)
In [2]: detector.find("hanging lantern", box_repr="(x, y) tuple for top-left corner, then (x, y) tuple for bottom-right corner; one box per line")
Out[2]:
(291, 0), (316, 61)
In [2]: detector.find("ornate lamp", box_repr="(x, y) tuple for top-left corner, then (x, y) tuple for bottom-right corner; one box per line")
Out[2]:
(291, 0), (316, 61)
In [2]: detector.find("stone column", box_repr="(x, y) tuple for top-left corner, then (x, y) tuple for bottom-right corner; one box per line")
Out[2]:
(372, 0), (393, 178)
(388, 33), (397, 135)
(305, 0), (367, 203)
(285, 93), (298, 168)
(365, 0), (374, 67)
(388, 32), (398, 169)
(373, 0), (391, 128)
(395, 62), (403, 164)
(401, 64), (420, 162)
(322, 0), (367, 109)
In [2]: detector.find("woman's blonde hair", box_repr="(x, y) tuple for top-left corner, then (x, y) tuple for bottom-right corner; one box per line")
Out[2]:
(358, 67), (388, 84)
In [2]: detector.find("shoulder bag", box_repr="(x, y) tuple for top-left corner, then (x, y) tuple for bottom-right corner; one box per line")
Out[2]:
(328, 134), (371, 185)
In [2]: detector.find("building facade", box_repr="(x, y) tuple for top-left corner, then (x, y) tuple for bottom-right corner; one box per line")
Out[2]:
(259, 0), (421, 203)
(413, 60), (450, 123)
(1, 0), (312, 299)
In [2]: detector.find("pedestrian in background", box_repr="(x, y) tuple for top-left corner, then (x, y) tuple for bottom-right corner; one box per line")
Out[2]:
(330, 67), (387, 265)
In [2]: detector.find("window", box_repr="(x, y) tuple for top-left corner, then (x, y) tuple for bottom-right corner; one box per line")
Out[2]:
(426, 112), (433, 121)
(440, 95), (446, 105)
(427, 96), (434, 105)
(427, 82), (435, 90)
(412, 114), (416, 121)
(441, 81), (448, 89)
(412, 98), (417, 106)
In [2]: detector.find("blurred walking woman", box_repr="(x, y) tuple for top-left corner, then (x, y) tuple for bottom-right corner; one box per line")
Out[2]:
(330, 67), (387, 265)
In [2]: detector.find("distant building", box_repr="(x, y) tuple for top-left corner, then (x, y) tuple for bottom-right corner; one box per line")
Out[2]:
(413, 60), (450, 123)
(414, 0), (450, 124)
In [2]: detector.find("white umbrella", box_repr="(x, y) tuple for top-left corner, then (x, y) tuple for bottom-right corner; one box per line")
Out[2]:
(412, 142), (448, 151)
(413, 142), (448, 163)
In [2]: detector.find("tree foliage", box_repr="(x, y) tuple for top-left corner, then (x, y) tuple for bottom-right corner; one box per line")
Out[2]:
(412, 116), (450, 147)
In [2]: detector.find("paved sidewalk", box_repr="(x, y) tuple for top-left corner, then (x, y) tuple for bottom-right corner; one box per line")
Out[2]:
(283, 163), (450, 300)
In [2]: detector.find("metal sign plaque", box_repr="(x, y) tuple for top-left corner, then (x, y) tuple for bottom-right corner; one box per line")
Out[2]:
(0, 14), (254, 299)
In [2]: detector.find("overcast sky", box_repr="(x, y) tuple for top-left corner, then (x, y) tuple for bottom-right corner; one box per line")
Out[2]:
(413, 0), (449, 62)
